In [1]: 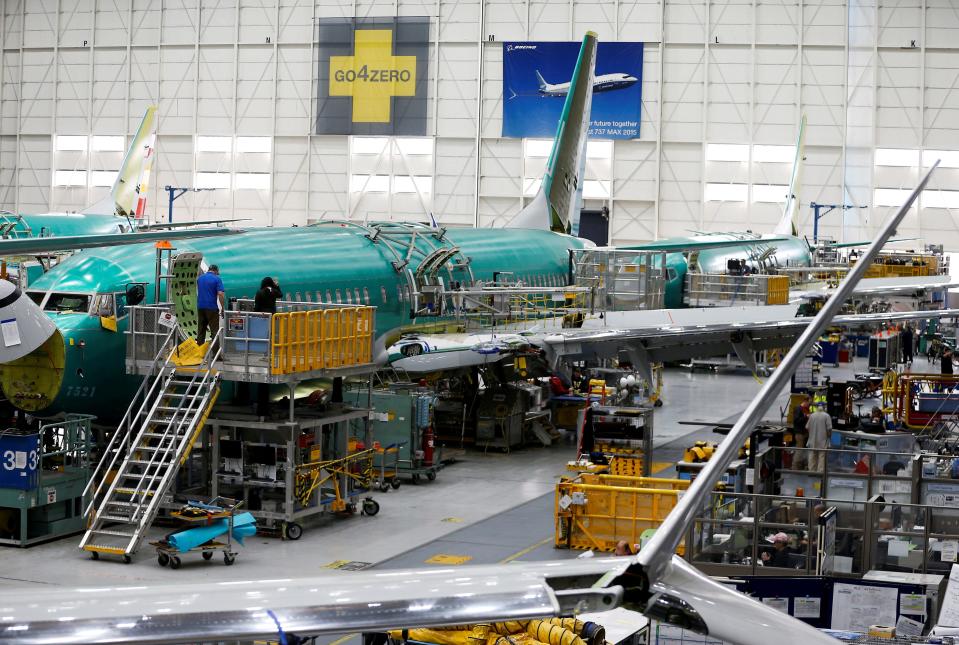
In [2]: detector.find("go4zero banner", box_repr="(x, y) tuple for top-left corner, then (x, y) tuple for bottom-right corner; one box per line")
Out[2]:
(316, 17), (430, 135)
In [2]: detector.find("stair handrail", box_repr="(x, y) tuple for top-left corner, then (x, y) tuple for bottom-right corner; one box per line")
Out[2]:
(129, 342), (222, 536)
(82, 323), (179, 516)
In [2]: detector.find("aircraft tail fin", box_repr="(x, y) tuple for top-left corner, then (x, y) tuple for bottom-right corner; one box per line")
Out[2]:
(508, 33), (597, 234)
(534, 69), (549, 92)
(83, 105), (157, 219)
(774, 113), (806, 237)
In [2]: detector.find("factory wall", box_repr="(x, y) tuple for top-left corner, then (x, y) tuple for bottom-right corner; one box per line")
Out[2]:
(1, 0), (959, 247)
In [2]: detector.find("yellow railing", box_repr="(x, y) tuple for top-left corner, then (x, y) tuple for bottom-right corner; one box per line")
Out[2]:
(554, 474), (690, 553)
(270, 306), (374, 375)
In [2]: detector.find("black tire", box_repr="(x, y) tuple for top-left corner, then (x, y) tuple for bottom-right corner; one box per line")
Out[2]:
(157, 552), (170, 567)
(169, 556), (181, 570)
(426, 470), (436, 481)
(654, 399), (664, 408)
(390, 478), (401, 489)
(90, 552), (99, 561)
(122, 555), (132, 565)
(284, 522), (303, 541)
(363, 499), (380, 516)
(224, 553), (236, 566)
(202, 551), (214, 561)
(379, 482), (390, 492)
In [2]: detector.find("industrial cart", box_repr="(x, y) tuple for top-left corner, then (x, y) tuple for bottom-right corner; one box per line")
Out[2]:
(372, 442), (404, 492)
(150, 497), (244, 569)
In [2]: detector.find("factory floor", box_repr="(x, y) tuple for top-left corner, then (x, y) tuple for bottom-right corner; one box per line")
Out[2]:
(0, 356), (880, 599)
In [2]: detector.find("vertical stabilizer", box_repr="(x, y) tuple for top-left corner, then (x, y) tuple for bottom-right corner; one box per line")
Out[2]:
(508, 33), (597, 233)
(774, 113), (806, 236)
(534, 70), (549, 92)
(82, 105), (157, 218)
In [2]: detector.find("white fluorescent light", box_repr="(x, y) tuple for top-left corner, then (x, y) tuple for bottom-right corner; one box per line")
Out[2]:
(395, 138), (433, 156)
(90, 170), (116, 187)
(875, 148), (919, 167)
(923, 150), (959, 169)
(874, 188), (913, 207)
(236, 137), (271, 154)
(55, 135), (87, 152)
(524, 139), (553, 158)
(196, 136), (232, 153)
(351, 137), (390, 155)
(350, 174), (390, 192)
(392, 176), (432, 194)
(705, 183), (748, 201)
(752, 144), (793, 163)
(53, 170), (87, 186)
(90, 135), (124, 152)
(752, 184), (789, 202)
(587, 141), (613, 160)
(923, 190), (959, 209)
(706, 143), (748, 162)
(194, 172), (231, 189)
(583, 180), (610, 199)
(234, 173), (270, 190)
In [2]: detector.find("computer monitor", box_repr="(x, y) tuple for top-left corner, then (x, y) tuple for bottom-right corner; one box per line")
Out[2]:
(247, 444), (277, 466)
(221, 439), (242, 460)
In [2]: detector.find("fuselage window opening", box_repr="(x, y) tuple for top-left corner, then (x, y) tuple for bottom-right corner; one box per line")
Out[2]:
(304, 292), (312, 303)
(295, 291), (302, 301)
(667, 268), (677, 281)
(335, 289), (342, 304)
(354, 288), (361, 304)
(325, 290), (332, 303)
(316, 291), (322, 303)
(380, 286), (387, 304)
(345, 289), (352, 304)
(362, 287), (370, 305)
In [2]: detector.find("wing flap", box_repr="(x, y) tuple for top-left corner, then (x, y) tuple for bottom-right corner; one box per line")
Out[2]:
(0, 228), (238, 256)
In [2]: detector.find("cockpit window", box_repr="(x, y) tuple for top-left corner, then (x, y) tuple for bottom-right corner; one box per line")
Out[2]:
(91, 293), (114, 317)
(43, 292), (91, 313)
(26, 291), (44, 306)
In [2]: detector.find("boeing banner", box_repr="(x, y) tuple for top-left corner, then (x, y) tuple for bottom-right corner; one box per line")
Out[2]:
(315, 17), (429, 135)
(502, 41), (643, 140)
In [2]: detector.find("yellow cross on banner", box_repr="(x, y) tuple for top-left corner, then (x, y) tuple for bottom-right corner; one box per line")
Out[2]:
(329, 29), (416, 123)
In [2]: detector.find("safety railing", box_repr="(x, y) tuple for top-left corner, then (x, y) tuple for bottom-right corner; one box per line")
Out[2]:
(570, 248), (666, 311)
(683, 272), (790, 307)
(127, 301), (376, 382)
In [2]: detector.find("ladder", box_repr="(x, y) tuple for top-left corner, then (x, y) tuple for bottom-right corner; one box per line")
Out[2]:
(79, 336), (221, 561)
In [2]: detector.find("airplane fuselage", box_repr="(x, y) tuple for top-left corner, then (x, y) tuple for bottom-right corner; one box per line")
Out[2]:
(16, 225), (586, 422)
(539, 73), (638, 97)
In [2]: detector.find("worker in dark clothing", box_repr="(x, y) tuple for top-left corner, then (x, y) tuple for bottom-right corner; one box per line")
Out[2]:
(761, 532), (794, 567)
(254, 277), (282, 314)
(253, 277), (282, 419)
(901, 324), (914, 364)
(196, 264), (224, 347)
(792, 396), (811, 469)
(943, 348), (955, 375)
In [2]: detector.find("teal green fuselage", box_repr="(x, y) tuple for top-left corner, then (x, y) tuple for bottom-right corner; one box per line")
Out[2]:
(11, 213), (127, 238)
(27, 226), (586, 422)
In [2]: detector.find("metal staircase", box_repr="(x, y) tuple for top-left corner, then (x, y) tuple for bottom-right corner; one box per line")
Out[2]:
(80, 335), (221, 562)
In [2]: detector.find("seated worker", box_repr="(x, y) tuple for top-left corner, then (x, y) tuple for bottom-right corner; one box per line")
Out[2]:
(760, 532), (794, 567)
(614, 540), (638, 556)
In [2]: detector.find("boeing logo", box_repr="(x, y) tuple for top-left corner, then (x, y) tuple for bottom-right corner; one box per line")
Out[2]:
(535, 69), (638, 96)
(506, 44), (537, 52)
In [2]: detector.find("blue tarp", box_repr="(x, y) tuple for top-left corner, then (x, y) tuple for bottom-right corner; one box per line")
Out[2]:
(167, 511), (257, 553)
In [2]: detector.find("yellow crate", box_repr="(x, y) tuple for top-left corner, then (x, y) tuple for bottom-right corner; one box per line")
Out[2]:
(555, 474), (690, 554)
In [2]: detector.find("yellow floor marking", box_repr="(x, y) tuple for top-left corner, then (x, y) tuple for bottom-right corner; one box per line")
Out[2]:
(442, 517), (464, 523)
(424, 553), (473, 565)
(651, 462), (673, 475)
(500, 536), (553, 564)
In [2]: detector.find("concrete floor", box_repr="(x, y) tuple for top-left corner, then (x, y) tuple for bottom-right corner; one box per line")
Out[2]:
(0, 357), (872, 593)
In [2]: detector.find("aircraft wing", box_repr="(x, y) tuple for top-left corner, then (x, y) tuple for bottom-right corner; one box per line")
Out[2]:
(624, 236), (793, 252)
(136, 219), (248, 230)
(792, 274), (959, 300)
(0, 227), (239, 256)
(0, 554), (835, 645)
(534, 306), (959, 371)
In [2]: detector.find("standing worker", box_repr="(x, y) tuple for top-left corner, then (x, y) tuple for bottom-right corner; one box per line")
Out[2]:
(254, 276), (282, 314)
(807, 402), (832, 472)
(943, 348), (955, 376)
(196, 264), (225, 347)
(792, 395), (811, 469)
(253, 277), (282, 419)
(900, 323), (914, 364)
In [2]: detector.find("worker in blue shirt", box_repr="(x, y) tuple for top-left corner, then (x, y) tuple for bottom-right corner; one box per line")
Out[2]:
(196, 264), (224, 347)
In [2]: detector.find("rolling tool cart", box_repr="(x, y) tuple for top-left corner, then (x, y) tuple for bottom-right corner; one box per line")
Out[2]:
(150, 497), (252, 569)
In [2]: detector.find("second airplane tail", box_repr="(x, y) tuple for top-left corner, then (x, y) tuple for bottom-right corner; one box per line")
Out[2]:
(534, 69), (549, 92)
(509, 32), (597, 234)
(82, 105), (157, 219)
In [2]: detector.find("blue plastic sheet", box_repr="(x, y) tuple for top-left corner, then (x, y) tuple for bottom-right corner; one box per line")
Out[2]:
(167, 512), (257, 553)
